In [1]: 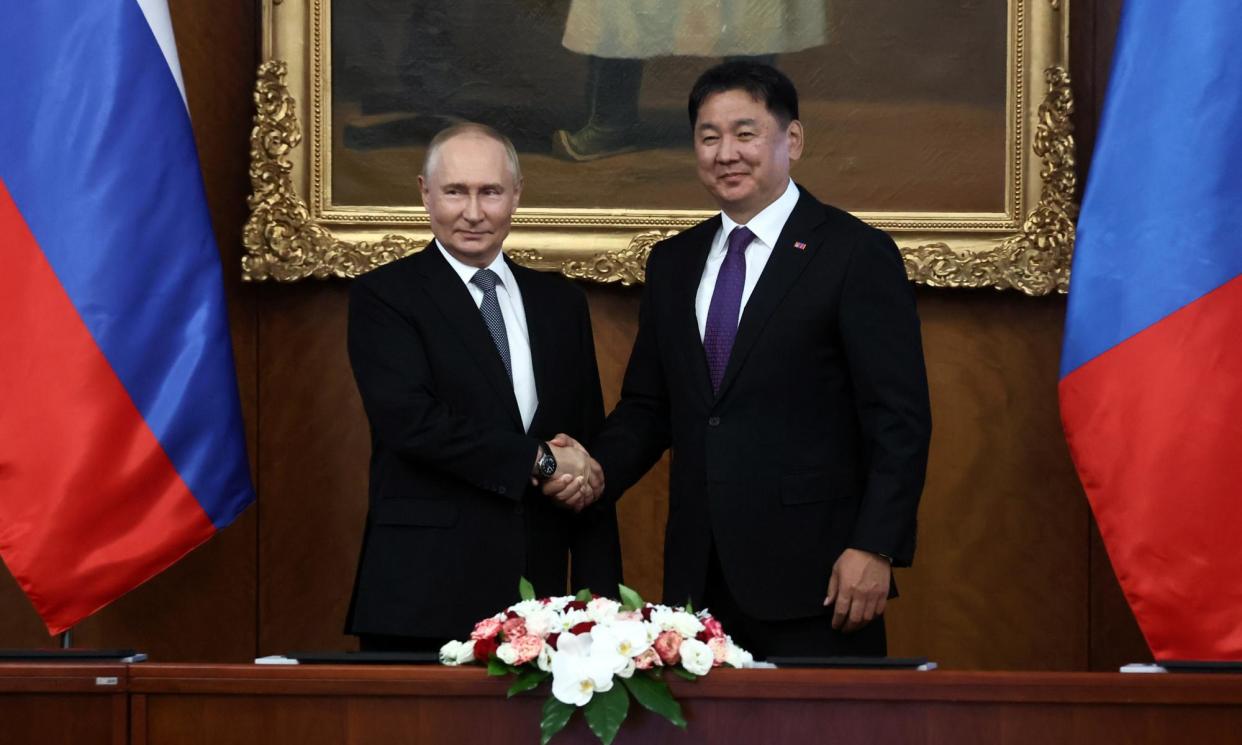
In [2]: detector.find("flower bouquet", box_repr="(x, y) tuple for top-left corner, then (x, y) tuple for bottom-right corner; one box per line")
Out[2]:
(440, 579), (754, 744)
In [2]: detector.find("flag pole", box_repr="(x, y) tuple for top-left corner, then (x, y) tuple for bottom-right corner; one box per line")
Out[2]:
(59, 629), (72, 649)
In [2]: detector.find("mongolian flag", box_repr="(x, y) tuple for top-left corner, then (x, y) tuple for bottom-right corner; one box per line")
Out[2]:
(0, 1), (254, 634)
(1060, 2), (1242, 660)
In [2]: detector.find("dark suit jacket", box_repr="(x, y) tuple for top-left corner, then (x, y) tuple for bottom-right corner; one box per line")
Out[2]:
(345, 246), (622, 639)
(593, 186), (930, 622)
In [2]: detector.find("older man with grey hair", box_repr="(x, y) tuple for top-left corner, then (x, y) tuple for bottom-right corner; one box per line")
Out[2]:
(344, 122), (621, 652)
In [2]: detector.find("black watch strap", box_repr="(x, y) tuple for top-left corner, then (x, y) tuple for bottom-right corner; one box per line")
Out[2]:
(535, 442), (557, 481)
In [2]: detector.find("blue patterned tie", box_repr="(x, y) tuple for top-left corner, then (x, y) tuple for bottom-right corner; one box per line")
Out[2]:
(470, 269), (512, 380)
(703, 226), (754, 393)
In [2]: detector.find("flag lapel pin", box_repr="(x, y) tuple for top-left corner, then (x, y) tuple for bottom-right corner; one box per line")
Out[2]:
(793, 241), (808, 250)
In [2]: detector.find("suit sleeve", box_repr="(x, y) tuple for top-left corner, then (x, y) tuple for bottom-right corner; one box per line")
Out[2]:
(569, 289), (624, 593)
(347, 278), (539, 500)
(591, 248), (674, 500)
(837, 229), (932, 566)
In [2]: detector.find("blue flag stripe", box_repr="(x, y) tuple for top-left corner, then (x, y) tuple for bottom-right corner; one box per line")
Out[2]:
(0, 0), (252, 527)
(1062, 2), (1242, 378)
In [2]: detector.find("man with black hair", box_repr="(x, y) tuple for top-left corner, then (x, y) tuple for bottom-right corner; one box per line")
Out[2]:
(555, 61), (931, 657)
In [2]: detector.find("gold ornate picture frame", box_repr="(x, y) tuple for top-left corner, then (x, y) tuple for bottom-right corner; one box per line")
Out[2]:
(245, 0), (1073, 295)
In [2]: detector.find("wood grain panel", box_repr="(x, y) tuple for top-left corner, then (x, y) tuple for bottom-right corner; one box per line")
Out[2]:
(885, 289), (1088, 669)
(127, 665), (1242, 745)
(255, 283), (370, 656)
(585, 285), (669, 603)
(1089, 522), (1152, 670)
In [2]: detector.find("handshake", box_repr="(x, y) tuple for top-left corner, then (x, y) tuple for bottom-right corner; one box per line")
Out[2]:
(531, 434), (604, 512)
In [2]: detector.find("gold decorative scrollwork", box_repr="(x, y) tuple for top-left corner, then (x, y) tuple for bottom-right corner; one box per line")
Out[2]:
(902, 66), (1076, 295)
(243, 61), (423, 281)
(558, 231), (675, 285)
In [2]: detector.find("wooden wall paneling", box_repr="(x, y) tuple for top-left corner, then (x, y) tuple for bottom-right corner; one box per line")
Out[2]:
(882, 289), (1088, 669)
(584, 285), (669, 603)
(255, 283), (371, 655)
(1089, 523), (1151, 670)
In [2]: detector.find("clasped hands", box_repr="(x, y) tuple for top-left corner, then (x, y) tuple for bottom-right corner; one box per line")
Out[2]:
(533, 434), (604, 512)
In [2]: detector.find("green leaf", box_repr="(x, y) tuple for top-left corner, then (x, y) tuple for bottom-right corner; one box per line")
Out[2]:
(684, 597), (694, 614)
(487, 657), (512, 677)
(519, 576), (537, 601)
(540, 697), (575, 745)
(507, 668), (550, 698)
(622, 674), (687, 729)
(583, 684), (630, 745)
(669, 667), (698, 682)
(617, 583), (644, 612)
(575, 587), (594, 602)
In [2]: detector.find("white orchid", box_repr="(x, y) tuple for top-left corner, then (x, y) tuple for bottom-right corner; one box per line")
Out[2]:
(550, 632), (618, 707)
(590, 620), (653, 664)
(558, 608), (592, 632)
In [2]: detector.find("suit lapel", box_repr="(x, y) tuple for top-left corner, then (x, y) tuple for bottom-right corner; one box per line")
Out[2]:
(417, 246), (523, 429)
(715, 191), (827, 401)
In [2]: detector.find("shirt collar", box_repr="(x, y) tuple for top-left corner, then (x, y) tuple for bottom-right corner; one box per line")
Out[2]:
(719, 179), (800, 250)
(435, 239), (515, 290)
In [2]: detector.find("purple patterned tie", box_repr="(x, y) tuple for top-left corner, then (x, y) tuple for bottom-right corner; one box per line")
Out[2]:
(703, 226), (754, 393)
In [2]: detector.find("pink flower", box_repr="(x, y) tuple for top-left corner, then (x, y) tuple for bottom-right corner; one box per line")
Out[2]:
(471, 617), (502, 641)
(707, 637), (729, 666)
(502, 617), (527, 640)
(634, 648), (662, 670)
(702, 616), (725, 640)
(616, 610), (643, 622)
(511, 635), (543, 665)
(654, 631), (682, 665)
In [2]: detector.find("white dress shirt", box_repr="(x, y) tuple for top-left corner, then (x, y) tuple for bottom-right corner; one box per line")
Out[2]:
(695, 179), (801, 340)
(436, 241), (539, 432)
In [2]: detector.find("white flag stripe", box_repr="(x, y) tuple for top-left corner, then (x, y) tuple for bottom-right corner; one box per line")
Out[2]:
(134, 0), (187, 106)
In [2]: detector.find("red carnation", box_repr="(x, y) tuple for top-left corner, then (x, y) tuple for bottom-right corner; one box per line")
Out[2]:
(567, 600), (588, 611)
(547, 633), (560, 650)
(569, 621), (596, 635)
(641, 605), (654, 621)
(473, 636), (499, 661)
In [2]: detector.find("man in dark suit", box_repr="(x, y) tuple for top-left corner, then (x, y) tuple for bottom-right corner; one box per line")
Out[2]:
(555, 62), (931, 658)
(346, 123), (621, 652)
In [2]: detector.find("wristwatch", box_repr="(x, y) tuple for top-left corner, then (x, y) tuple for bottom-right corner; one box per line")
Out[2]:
(534, 442), (557, 482)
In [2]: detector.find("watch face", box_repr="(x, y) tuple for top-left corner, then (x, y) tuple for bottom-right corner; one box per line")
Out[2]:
(539, 451), (557, 479)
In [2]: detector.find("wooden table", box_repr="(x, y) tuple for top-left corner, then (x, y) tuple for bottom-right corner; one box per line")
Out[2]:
(127, 665), (1242, 745)
(0, 663), (128, 745)
(4, 663), (1241, 744)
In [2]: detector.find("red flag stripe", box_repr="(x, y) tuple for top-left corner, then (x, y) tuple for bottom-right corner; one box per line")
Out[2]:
(1060, 274), (1242, 659)
(0, 178), (216, 634)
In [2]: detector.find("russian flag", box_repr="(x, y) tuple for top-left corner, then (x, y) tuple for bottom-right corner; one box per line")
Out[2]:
(0, 2), (254, 634)
(1060, 3), (1242, 660)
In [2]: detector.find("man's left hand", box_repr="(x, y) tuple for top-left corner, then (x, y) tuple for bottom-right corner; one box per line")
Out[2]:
(824, 548), (891, 633)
